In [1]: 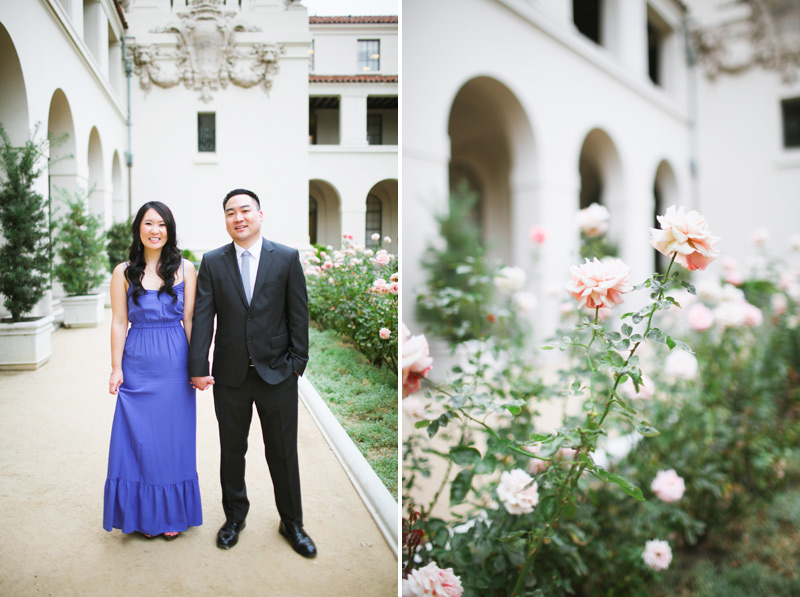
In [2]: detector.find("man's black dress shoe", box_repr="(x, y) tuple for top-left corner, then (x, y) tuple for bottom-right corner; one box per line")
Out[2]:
(216, 519), (246, 549)
(279, 520), (317, 558)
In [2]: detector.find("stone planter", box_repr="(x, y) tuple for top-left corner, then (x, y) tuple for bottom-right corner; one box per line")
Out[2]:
(61, 293), (105, 328)
(0, 315), (55, 370)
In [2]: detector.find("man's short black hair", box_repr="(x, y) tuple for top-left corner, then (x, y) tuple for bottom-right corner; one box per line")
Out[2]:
(223, 188), (260, 210)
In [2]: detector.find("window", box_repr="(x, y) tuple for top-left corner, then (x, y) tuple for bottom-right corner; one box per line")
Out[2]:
(308, 39), (315, 72)
(198, 113), (216, 152)
(573, 0), (601, 45)
(357, 40), (380, 72)
(367, 114), (382, 145)
(309, 196), (318, 245)
(782, 98), (800, 148)
(365, 194), (382, 247)
(648, 24), (661, 85)
(309, 97), (340, 145)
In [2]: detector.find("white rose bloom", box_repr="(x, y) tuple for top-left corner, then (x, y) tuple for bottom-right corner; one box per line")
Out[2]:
(513, 291), (538, 313)
(664, 350), (698, 381)
(642, 539), (672, 571)
(576, 203), (610, 237)
(494, 266), (527, 292)
(497, 469), (539, 515)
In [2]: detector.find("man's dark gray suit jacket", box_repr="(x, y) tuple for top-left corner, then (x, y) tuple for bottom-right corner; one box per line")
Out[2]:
(188, 237), (309, 387)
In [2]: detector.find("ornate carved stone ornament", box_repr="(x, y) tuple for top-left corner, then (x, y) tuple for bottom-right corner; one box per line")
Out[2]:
(127, 0), (285, 102)
(692, 0), (800, 84)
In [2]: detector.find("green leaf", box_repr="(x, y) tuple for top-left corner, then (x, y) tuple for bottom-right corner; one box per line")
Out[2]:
(449, 446), (482, 465)
(529, 433), (553, 442)
(666, 336), (676, 350)
(450, 468), (474, 505)
(636, 421), (660, 437)
(588, 466), (645, 501)
(506, 404), (522, 415)
(621, 323), (633, 337)
(414, 420), (431, 429)
(475, 454), (497, 474)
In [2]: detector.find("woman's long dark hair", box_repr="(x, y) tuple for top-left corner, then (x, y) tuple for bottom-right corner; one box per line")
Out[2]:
(126, 201), (182, 305)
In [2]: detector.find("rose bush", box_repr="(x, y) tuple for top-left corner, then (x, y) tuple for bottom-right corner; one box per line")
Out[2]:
(305, 235), (397, 371)
(403, 206), (800, 594)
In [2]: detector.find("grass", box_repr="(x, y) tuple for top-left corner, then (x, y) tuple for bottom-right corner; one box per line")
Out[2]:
(653, 453), (800, 596)
(305, 322), (398, 498)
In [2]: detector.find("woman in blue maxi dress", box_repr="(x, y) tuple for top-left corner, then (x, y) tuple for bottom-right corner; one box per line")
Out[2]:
(104, 201), (202, 538)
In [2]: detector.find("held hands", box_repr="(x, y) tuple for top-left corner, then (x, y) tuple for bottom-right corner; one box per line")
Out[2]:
(191, 376), (215, 391)
(109, 370), (123, 395)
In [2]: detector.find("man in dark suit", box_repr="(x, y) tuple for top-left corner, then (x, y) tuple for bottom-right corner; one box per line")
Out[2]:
(189, 188), (316, 558)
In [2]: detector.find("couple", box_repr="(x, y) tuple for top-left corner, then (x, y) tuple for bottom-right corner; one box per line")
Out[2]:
(103, 189), (316, 558)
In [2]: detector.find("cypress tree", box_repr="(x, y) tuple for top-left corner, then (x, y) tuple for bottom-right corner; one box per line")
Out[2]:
(0, 124), (54, 322)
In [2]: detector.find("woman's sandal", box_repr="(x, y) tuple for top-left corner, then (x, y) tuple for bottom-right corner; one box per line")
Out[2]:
(164, 531), (180, 541)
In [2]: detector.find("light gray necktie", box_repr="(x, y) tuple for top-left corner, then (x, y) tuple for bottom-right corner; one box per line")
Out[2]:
(241, 250), (251, 305)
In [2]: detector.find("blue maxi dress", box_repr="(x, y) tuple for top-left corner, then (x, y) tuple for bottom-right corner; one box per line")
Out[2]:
(103, 279), (203, 534)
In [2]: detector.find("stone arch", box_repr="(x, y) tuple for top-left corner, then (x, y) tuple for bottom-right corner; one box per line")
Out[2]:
(87, 126), (107, 224)
(653, 159), (678, 271)
(111, 150), (125, 222)
(0, 23), (30, 145)
(308, 179), (341, 248)
(48, 89), (79, 204)
(577, 128), (624, 241)
(448, 76), (537, 265)
(365, 178), (398, 249)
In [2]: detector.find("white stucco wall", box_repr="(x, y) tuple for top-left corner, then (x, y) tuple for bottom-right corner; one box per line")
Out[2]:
(403, 0), (692, 341)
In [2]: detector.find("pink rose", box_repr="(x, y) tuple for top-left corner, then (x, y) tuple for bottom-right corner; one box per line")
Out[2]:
(375, 249), (391, 266)
(524, 444), (549, 475)
(642, 539), (672, 571)
(379, 327), (391, 339)
(772, 293), (789, 315)
(743, 303), (763, 327)
(650, 469), (686, 502)
(529, 225), (548, 245)
(372, 278), (389, 294)
(402, 324), (433, 397)
(686, 303), (714, 332)
(650, 205), (720, 271)
(565, 258), (633, 310)
(576, 203), (610, 237)
(497, 469), (539, 515)
(390, 282), (399, 294)
(342, 232), (354, 240)
(402, 562), (463, 597)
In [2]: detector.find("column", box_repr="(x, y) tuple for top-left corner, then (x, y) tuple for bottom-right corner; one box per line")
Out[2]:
(340, 93), (368, 147)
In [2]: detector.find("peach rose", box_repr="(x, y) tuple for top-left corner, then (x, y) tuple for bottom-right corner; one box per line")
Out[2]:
(650, 205), (720, 271)
(566, 258), (633, 310)
(402, 324), (433, 397)
(379, 327), (391, 340)
(402, 562), (463, 597)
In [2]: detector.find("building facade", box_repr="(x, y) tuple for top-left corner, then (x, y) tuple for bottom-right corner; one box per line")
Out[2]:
(403, 0), (800, 341)
(0, 0), (398, 319)
(404, 0), (693, 340)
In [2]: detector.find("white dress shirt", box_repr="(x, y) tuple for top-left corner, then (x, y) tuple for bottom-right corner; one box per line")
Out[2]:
(234, 237), (262, 301)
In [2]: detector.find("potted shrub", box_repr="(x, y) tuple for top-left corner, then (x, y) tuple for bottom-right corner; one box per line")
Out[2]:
(52, 187), (107, 327)
(100, 216), (132, 306)
(0, 123), (56, 369)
